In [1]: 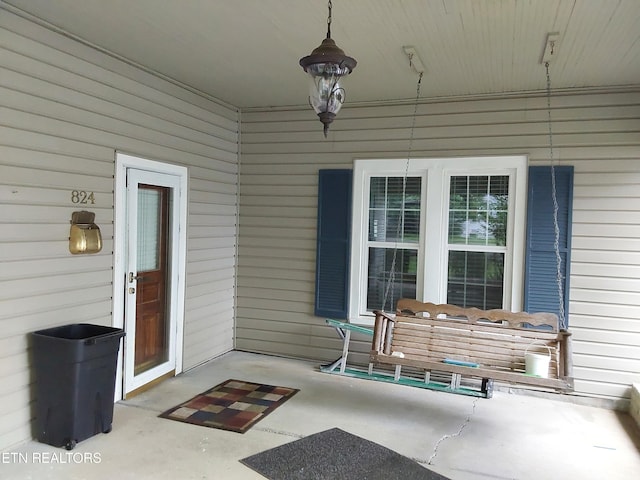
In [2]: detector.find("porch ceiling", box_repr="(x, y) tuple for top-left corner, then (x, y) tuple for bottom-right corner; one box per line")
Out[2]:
(4, 0), (640, 109)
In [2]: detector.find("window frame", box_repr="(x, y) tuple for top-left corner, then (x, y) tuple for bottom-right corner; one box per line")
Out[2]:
(349, 156), (528, 325)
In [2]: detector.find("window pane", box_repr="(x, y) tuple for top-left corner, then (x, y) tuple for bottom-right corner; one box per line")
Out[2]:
(368, 209), (385, 241)
(387, 177), (406, 208)
(468, 176), (488, 207)
(447, 251), (504, 309)
(404, 210), (420, 241)
(448, 210), (468, 243)
(367, 247), (417, 312)
(385, 209), (402, 241)
(449, 176), (468, 207)
(448, 175), (509, 246)
(368, 177), (421, 243)
(488, 176), (509, 246)
(137, 188), (161, 271)
(370, 177), (386, 208)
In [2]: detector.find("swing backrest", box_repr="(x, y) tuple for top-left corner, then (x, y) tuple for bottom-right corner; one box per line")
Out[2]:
(395, 298), (559, 331)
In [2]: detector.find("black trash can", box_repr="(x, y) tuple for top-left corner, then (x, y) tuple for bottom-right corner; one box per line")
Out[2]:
(31, 323), (125, 450)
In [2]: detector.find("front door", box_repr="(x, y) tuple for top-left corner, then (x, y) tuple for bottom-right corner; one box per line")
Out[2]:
(133, 184), (170, 376)
(115, 155), (187, 398)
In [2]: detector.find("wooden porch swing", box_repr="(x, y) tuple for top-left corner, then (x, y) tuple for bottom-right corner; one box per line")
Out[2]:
(321, 41), (574, 399)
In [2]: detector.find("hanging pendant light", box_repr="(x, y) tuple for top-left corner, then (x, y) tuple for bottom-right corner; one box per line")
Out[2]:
(299, 0), (356, 137)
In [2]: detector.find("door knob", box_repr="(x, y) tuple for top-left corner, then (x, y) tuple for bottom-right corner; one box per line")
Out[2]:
(128, 272), (146, 283)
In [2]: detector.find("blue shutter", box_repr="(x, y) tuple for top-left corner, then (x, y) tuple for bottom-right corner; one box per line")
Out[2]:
(524, 166), (574, 325)
(315, 170), (353, 318)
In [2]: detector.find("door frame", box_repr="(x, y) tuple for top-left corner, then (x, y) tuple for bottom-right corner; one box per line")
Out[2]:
(113, 152), (188, 400)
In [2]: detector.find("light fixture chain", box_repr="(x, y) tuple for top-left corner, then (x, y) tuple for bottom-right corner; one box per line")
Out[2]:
(382, 72), (424, 312)
(545, 61), (566, 330)
(326, 0), (332, 38)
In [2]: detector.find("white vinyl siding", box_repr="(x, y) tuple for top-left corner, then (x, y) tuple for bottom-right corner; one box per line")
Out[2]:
(239, 89), (640, 406)
(0, 10), (238, 450)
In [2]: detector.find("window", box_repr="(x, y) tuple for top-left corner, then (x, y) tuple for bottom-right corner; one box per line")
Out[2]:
(348, 156), (527, 323)
(446, 175), (509, 309)
(367, 176), (421, 311)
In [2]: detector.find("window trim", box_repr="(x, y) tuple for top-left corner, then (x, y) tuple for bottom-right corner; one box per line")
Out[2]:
(349, 156), (528, 325)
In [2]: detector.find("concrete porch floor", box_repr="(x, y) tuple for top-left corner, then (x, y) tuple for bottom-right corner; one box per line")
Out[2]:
(4, 351), (640, 480)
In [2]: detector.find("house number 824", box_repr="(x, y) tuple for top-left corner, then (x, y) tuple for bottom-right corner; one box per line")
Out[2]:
(71, 190), (96, 204)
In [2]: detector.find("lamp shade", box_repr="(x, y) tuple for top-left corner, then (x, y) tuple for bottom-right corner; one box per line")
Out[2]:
(300, 37), (356, 136)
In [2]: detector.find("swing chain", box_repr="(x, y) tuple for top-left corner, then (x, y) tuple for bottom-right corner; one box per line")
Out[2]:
(382, 72), (424, 313)
(545, 61), (567, 330)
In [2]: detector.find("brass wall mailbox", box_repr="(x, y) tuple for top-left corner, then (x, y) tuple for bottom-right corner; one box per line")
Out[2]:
(69, 211), (102, 254)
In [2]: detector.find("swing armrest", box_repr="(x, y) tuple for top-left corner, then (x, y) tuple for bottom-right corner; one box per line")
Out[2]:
(372, 310), (395, 355)
(559, 329), (574, 381)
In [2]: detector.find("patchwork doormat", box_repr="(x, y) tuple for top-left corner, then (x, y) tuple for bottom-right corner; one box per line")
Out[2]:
(158, 379), (299, 434)
(240, 427), (451, 480)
